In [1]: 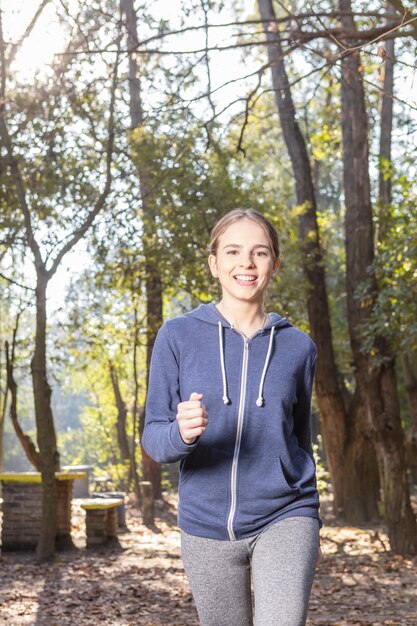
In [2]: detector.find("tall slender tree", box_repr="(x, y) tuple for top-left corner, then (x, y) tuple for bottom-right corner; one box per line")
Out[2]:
(377, 3), (417, 483)
(339, 0), (417, 554)
(121, 0), (163, 498)
(257, 0), (379, 522)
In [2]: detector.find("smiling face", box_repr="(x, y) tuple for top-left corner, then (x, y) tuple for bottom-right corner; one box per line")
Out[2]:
(208, 218), (279, 306)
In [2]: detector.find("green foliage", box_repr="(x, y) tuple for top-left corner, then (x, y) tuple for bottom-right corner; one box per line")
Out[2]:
(357, 168), (417, 364)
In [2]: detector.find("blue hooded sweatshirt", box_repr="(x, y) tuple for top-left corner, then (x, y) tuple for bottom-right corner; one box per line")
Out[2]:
(142, 302), (321, 541)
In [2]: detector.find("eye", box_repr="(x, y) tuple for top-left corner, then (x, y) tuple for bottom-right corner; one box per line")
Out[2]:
(226, 250), (239, 255)
(254, 250), (268, 257)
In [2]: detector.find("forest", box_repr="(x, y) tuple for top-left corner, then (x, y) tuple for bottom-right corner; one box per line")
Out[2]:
(0, 0), (417, 624)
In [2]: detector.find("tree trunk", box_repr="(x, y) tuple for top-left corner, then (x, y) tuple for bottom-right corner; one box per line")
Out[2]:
(339, 0), (417, 554)
(0, 385), (6, 473)
(121, 0), (162, 499)
(131, 300), (142, 505)
(377, 5), (417, 483)
(109, 360), (132, 490)
(378, 53), (394, 206)
(377, 1), (396, 246)
(5, 338), (41, 470)
(141, 255), (163, 498)
(32, 272), (60, 561)
(0, 318), (6, 472)
(109, 361), (130, 462)
(402, 352), (417, 483)
(257, 0), (379, 521)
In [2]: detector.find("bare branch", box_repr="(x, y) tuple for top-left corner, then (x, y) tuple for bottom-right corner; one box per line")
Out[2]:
(289, 15), (416, 47)
(200, 0), (216, 148)
(304, 33), (417, 115)
(7, 1), (51, 67)
(5, 319), (41, 471)
(53, 13), (416, 62)
(0, 117), (44, 267)
(388, 0), (417, 39)
(0, 271), (35, 291)
(362, 74), (417, 111)
(46, 33), (122, 279)
(115, 12), (401, 49)
(57, 0), (91, 52)
(236, 72), (264, 156)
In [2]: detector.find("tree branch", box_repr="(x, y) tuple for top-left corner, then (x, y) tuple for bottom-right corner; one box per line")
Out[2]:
(200, 0), (216, 148)
(388, 0), (417, 39)
(7, 0), (51, 67)
(46, 35), (122, 279)
(0, 114), (44, 268)
(0, 8), (45, 270)
(5, 318), (41, 471)
(236, 72), (264, 156)
(0, 272), (35, 291)
(98, 12), (404, 50)
(54, 15), (416, 62)
(289, 15), (416, 47)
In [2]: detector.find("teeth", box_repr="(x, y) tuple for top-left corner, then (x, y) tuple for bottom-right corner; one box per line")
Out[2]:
(234, 275), (256, 281)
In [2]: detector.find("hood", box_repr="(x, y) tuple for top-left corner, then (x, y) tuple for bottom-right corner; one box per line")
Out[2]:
(188, 302), (292, 331)
(188, 303), (293, 407)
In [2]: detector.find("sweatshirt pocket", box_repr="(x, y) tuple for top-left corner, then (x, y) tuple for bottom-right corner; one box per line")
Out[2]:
(279, 447), (316, 489)
(237, 451), (314, 529)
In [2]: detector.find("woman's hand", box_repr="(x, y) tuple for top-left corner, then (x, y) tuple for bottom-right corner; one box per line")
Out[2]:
(177, 392), (208, 444)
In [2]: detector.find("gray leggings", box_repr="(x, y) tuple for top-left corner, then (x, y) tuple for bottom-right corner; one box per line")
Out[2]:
(181, 516), (320, 626)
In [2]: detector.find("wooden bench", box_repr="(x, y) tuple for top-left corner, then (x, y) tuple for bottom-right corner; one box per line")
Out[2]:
(79, 498), (124, 547)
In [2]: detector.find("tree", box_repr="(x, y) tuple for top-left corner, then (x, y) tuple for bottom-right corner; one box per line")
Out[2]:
(0, 3), (121, 560)
(257, 0), (379, 521)
(338, 0), (416, 554)
(120, 0), (165, 498)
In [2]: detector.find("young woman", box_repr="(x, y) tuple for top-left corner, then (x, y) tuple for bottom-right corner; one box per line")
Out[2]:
(143, 209), (321, 626)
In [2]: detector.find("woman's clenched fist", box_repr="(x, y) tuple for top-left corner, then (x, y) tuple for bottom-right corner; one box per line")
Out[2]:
(177, 392), (208, 444)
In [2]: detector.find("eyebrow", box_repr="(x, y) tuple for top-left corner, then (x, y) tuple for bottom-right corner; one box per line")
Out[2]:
(223, 244), (270, 250)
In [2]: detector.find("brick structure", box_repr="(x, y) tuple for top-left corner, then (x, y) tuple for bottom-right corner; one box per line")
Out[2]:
(79, 498), (123, 547)
(0, 472), (86, 550)
(1, 481), (43, 549)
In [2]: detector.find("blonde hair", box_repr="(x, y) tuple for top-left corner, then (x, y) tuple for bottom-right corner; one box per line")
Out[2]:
(208, 209), (280, 261)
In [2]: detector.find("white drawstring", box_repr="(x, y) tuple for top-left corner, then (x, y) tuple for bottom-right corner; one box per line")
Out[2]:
(256, 326), (276, 407)
(218, 321), (276, 407)
(218, 321), (230, 404)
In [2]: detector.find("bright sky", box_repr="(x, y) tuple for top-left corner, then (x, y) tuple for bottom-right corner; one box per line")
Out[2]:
(2, 1), (63, 79)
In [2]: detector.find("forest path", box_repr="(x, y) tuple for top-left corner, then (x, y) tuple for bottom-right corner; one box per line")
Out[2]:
(0, 494), (416, 625)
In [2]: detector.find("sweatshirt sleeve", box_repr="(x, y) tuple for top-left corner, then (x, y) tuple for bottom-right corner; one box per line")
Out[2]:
(142, 321), (199, 463)
(293, 347), (318, 462)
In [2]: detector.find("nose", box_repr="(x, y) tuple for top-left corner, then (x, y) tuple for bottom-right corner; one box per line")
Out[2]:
(239, 251), (255, 268)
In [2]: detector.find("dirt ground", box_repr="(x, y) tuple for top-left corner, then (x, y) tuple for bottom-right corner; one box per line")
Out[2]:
(0, 495), (416, 626)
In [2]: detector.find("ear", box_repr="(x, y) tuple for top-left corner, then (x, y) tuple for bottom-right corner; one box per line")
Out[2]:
(272, 258), (281, 276)
(208, 254), (218, 278)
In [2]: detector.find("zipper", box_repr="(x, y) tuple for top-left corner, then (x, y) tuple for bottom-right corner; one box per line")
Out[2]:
(227, 335), (249, 541)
